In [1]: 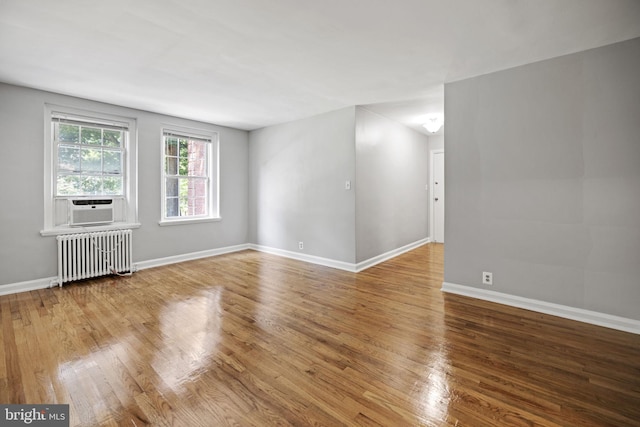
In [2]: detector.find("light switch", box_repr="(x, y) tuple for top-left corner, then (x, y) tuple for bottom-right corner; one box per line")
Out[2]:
(345, 180), (351, 190)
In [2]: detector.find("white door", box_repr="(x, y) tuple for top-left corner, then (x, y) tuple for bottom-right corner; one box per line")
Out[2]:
(433, 152), (445, 243)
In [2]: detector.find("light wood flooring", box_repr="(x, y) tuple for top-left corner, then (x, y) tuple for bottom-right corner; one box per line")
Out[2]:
(1, 244), (639, 426)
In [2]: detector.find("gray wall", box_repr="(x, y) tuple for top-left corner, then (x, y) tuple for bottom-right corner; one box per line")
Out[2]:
(428, 134), (444, 152)
(0, 83), (249, 286)
(249, 107), (357, 263)
(355, 107), (429, 262)
(444, 37), (640, 320)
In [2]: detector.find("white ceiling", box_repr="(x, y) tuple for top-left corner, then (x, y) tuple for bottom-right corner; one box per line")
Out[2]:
(1, 1), (639, 135)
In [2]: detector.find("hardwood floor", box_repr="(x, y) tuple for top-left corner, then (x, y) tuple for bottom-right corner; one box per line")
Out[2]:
(1, 243), (639, 426)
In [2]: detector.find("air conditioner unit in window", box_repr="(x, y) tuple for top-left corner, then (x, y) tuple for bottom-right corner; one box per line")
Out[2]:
(69, 199), (114, 226)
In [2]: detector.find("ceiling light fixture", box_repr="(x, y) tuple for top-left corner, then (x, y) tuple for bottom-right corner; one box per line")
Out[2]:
(423, 114), (444, 133)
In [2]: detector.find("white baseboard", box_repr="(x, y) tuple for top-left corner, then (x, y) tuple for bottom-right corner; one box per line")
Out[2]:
(0, 244), (252, 297)
(442, 282), (640, 335)
(250, 237), (431, 273)
(248, 244), (358, 272)
(0, 277), (58, 296)
(0, 240), (432, 297)
(135, 243), (251, 271)
(355, 238), (431, 272)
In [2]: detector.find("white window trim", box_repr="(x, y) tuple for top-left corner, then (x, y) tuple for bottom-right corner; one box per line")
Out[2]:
(41, 104), (139, 236)
(158, 125), (220, 226)
(158, 217), (222, 227)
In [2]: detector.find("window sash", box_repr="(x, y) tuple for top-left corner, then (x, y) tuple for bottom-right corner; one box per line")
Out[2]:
(53, 118), (127, 197)
(165, 176), (209, 218)
(52, 115), (129, 131)
(163, 130), (211, 143)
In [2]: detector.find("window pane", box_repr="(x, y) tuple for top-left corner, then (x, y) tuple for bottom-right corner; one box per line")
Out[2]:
(179, 179), (189, 215)
(103, 129), (122, 147)
(58, 146), (80, 172)
(81, 176), (102, 195)
(166, 177), (179, 197)
(189, 141), (207, 176)
(58, 124), (79, 143)
(166, 197), (179, 217)
(179, 139), (188, 157)
(56, 175), (81, 195)
(189, 159), (205, 176)
(103, 176), (123, 195)
(179, 156), (189, 176)
(189, 197), (207, 216)
(103, 150), (122, 174)
(165, 156), (178, 175)
(81, 127), (102, 145)
(81, 147), (102, 172)
(165, 137), (178, 156)
(179, 139), (189, 176)
(192, 178), (207, 198)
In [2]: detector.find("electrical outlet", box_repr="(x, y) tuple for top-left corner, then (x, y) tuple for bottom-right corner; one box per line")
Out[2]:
(298, 241), (304, 250)
(483, 271), (493, 286)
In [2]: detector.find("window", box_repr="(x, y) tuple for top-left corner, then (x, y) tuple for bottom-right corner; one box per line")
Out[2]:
(42, 105), (138, 235)
(161, 128), (219, 224)
(53, 116), (125, 197)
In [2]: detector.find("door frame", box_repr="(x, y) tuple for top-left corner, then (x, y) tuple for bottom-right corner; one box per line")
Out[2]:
(429, 149), (444, 242)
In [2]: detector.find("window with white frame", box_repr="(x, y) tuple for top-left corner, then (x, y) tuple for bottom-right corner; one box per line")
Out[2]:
(42, 105), (138, 234)
(53, 116), (126, 197)
(161, 128), (219, 223)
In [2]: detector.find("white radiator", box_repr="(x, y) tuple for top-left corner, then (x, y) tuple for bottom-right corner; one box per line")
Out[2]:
(56, 230), (133, 286)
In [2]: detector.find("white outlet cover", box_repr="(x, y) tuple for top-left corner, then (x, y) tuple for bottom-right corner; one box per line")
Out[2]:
(483, 271), (493, 285)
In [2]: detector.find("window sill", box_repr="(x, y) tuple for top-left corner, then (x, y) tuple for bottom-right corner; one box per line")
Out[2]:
(158, 217), (221, 227)
(40, 222), (141, 237)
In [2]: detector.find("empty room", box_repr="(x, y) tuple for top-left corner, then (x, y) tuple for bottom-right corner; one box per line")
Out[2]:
(1, 1), (639, 426)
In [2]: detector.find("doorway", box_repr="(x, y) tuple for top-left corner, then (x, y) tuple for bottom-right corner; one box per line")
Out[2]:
(430, 150), (444, 243)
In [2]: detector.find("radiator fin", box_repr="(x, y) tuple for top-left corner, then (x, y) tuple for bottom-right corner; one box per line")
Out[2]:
(56, 230), (133, 285)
